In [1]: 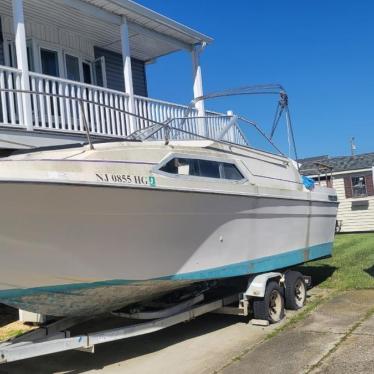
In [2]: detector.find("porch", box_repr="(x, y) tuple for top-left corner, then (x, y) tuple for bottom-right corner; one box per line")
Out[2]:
(0, 0), (246, 149)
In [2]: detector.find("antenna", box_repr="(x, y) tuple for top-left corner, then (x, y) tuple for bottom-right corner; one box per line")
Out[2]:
(350, 137), (356, 157)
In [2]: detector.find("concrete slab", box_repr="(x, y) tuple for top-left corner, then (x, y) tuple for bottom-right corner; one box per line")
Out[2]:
(310, 332), (374, 373)
(221, 330), (341, 374)
(353, 314), (374, 336)
(220, 290), (374, 374)
(298, 290), (374, 334)
(0, 314), (272, 374)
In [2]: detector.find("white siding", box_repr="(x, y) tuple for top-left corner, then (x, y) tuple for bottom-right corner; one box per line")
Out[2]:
(1, 13), (94, 59)
(333, 176), (374, 232)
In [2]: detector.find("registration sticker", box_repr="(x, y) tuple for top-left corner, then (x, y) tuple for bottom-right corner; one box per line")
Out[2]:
(149, 176), (156, 187)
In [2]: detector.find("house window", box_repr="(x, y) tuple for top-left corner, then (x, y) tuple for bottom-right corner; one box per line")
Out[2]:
(344, 173), (374, 198)
(40, 48), (59, 77)
(5, 40), (34, 71)
(351, 176), (367, 197)
(65, 54), (80, 82)
(159, 157), (244, 181)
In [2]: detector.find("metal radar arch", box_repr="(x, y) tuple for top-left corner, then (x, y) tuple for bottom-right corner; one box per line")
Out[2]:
(191, 84), (299, 163)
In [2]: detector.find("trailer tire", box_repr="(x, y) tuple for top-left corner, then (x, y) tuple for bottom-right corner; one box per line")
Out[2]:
(252, 281), (284, 324)
(284, 271), (306, 310)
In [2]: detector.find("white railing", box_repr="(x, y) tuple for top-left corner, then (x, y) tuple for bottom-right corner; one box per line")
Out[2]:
(0, 65), (248, 146)
(134, 95), (197, 129)
(29, 72), (131, 137)
(134, 95), (247, 145)
(0, 66), (23, 127)
(134, 95), (200, 139)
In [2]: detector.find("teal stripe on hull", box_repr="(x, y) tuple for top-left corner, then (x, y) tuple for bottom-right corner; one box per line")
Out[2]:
(0, 242), (332, 300)
(163, 242), (332, 280)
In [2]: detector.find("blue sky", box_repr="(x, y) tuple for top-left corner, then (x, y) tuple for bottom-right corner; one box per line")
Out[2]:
(138, 0), (374, 158)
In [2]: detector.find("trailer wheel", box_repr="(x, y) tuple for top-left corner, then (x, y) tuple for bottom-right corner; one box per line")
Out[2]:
(253, 281), (285, 323)
(285, 271), (306, 310)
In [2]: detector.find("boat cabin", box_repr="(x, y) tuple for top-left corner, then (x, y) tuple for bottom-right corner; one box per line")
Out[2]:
(0, 0), (244, 151)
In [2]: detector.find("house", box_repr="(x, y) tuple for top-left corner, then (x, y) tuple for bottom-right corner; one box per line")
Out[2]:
(0, 0), (245, 152)
(300, 153), (374, 233)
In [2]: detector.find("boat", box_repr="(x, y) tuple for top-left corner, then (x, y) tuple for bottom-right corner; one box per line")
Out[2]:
(0, 85), (338, 317)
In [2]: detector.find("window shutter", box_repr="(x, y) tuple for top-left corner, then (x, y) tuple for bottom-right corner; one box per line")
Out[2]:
(365, 173), (374, 196)
(344, 176), (353, 198)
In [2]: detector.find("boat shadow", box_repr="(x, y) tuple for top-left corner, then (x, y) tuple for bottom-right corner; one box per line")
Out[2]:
(364, 265), (374, 278)
(0, 312), (248, 374)
(292, 264), (337, 287)
(0, 304), (18, 328)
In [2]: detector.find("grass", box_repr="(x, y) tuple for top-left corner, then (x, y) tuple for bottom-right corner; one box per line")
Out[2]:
(0, 329), (26, 341)
(265, 232), (374, 341)
(0, 320), (36, 342)
(296, 233), (374, 290)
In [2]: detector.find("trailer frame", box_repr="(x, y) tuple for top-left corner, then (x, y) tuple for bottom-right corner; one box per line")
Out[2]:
(0, 293), (240, 364)
(0, 270), (308, 364)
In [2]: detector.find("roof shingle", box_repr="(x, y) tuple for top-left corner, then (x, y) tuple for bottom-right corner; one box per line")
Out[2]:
(300, 152), (374, 175)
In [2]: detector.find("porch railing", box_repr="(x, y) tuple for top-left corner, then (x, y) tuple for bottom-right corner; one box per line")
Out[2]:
(134, 95), (247, 145)
(0, 66), (23, 127)
(0, 65), (247, 146)
(29, 72), (131, 137)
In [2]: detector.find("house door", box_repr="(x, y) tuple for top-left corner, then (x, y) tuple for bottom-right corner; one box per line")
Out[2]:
(40, 48), (61, 127)
(93, 57), (107, 87)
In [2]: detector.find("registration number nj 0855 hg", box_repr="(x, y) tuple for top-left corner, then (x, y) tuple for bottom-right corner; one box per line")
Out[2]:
(96, 173), (156, 187)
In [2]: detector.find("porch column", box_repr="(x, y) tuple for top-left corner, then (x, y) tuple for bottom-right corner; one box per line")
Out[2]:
(12, 0), (33, 131)
(120, 16), (136, 134)
(192, 44), (205, 116)
(192, 44), (206, 137)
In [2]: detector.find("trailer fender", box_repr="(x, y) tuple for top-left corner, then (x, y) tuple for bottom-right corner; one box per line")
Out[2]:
(244, 272), (283, 298)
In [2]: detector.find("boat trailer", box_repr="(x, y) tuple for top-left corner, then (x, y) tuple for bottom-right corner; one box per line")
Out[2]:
(0, 271), (310, 364)
(0, 293), (242, 364)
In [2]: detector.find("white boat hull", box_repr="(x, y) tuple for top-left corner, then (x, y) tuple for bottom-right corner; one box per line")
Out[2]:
(0, 182), (337, 316)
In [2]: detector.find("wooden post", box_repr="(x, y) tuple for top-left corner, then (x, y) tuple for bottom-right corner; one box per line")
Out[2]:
(12, 0), (33, 131)
(120, 16), (136, 134)
(192, 44), (206, 136)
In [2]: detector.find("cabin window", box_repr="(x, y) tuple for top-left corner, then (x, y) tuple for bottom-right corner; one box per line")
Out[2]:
(159, 157), (244, 181)
(221, 162), (245, 180)
(198, 159), (220, 178)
